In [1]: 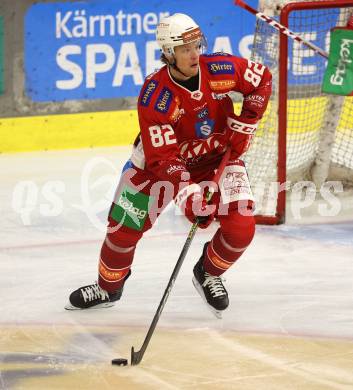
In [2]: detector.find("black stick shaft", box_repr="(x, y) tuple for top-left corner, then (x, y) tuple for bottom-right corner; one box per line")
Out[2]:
(130, 148), (231, 365)
(130, 221), (198, 365)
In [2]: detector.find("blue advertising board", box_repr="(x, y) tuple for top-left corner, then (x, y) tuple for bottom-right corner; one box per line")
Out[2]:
(25, 0), (255, 102)
(25, 0), (333, 102)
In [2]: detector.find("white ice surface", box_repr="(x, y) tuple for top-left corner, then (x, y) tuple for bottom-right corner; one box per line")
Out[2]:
(1, 146), (352, 336)
(0, 146), (353, 388)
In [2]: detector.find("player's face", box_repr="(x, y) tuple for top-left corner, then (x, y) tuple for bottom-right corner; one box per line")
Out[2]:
(173, 41), (201, 79)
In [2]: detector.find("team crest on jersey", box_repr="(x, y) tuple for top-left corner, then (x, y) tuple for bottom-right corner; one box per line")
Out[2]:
(207, 61), (235, 75)
(191, 90), (203, 100)
(209, 80), (236, 91)
(140, 80), (158, 107)
(154, 87), (173, 113)
(195, 119), (215, 139)
(179, 133), (223, 161)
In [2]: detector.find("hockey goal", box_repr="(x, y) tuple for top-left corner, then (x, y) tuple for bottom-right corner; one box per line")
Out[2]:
(244, 0), (353, 224)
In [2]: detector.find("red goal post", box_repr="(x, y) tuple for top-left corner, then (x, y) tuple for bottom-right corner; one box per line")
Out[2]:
(243, 0), (353, 224)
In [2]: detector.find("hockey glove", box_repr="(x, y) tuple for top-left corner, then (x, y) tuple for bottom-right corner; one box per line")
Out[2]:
(225, 114), (258, 158)
(175, 183), (216, 229)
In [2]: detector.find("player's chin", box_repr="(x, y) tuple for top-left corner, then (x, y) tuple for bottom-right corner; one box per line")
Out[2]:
(188, 66), (199, 76)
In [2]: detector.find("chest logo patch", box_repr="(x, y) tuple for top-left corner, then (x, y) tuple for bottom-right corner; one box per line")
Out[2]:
(195, 119), (215, 139)
(154, 87), (173, 113)
(207, 61), (235, 75)
(190, 90), (203, 101)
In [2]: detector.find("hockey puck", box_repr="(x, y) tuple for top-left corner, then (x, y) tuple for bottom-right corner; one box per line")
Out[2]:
(111, 358), (128, 366)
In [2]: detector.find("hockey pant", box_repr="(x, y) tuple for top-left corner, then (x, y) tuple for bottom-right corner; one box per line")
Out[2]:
(98, 159), (256, 292)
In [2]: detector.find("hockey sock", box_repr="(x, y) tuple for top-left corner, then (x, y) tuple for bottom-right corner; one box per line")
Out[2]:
(203, 210), (255, 276)
(98, 227), (141, 292)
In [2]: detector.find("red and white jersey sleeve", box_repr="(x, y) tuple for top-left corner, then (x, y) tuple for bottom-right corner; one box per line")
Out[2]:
(203, 53), (272, 123)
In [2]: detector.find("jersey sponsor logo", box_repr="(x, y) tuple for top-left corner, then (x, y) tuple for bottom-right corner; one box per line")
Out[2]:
(179, 133), (223, 160)
(110, 184), (153, 231)
(169, 106), (185, 123)
(209, 254), (232, 271)
(117, 196), (147, 220)
(224, 172), (250, 195)
(197, 107), (209, 119)
(182, 27), (202, 44)
(220, 164), (253, 204)
(195, 119), (214, 139)
(207, 61), (235, 75)
(166, 164), (186, 176)
(99, 260), (127, 282)
(224, 171), (246, 189)
(211, 92), (228, 100)
(244, 93), (265, 108)
(227, 117), (258, 134)
(209, 79), (236, 91)
(193, 102), (207, 111)
(154, 87), (173, 113)
(140, 80), (158, 107)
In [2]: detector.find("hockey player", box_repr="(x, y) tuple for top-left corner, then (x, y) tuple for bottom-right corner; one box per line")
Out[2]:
(66, 13), (272, 316)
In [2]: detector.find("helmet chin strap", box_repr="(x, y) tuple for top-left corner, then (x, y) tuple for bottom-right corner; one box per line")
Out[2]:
(169, 57), (190, 79)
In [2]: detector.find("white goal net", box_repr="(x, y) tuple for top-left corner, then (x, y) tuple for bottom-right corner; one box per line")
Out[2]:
(244, 0), (353, 223)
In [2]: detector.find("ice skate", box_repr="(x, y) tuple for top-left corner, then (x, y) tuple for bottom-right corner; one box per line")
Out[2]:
(65, 282), (123, 310)
(192, 243), (229, 319)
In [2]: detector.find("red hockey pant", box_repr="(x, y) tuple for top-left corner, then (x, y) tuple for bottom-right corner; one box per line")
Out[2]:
(98, 164), (255, 292)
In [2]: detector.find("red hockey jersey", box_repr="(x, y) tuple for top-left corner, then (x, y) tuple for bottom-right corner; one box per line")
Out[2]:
(131, 53), (272, 185)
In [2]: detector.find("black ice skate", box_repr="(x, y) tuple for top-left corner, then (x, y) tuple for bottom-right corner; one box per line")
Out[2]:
(65, 282), (123, 310)
(192, 243), (229, 319)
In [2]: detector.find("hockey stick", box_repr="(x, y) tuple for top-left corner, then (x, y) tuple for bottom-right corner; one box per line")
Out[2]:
(128, 147), (232, 366)
(234, 0), (329, 58)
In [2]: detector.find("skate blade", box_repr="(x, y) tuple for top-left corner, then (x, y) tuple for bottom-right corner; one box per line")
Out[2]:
(64, 301), (115, 310)
(192, 277), (223, 319)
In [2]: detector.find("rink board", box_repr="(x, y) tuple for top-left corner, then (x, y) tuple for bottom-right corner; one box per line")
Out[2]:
(0, 97), (352, 153)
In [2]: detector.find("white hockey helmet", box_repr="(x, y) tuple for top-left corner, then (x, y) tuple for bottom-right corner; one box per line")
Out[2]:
(156, 13), (207, 57)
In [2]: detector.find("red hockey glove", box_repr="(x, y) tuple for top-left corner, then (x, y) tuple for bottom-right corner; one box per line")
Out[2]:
(225, 114), (258, 158)
(175, 183), (216, 229)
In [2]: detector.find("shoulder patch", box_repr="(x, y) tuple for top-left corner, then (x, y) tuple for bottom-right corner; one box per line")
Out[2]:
(207, 61), (235, 75)
(154, 87), (173, 113)
(140, 80), (158, 107)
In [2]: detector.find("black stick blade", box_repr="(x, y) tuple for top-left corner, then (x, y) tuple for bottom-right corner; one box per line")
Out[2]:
(131, 346), (143, 366)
